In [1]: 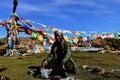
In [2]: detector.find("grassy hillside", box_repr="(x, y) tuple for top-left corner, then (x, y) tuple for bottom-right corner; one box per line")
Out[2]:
(0, 37), (120, 80)
(0, 52), (120, 80)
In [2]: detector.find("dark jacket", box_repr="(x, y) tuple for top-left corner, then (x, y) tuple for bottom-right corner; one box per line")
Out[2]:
(45, 39), (77, 74)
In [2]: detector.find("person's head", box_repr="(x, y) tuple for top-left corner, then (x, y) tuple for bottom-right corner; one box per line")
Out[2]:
(54, 30), (64, 43)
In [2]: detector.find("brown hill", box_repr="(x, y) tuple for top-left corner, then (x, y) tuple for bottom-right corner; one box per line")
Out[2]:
(91, 38), (120, 51)
(0, 37), (41, 54)
(0, 37), (120, 52)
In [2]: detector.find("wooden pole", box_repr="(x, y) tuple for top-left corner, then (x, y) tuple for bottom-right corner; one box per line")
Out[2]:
(13, 0), (18, 13)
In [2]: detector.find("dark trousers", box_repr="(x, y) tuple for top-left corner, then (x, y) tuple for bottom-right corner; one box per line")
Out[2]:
(44, 59), (76, 77)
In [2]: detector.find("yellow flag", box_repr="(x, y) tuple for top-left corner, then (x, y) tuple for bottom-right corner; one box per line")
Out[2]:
(37, 34), (43, 42)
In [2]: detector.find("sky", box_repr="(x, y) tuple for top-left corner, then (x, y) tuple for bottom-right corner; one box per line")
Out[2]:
(0, 0), (120, 38)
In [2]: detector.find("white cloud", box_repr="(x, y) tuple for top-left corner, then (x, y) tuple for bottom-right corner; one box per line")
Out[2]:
(2, 0), (120, 24)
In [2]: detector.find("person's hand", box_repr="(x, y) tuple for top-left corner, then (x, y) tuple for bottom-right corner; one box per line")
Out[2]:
(62, 65), (66, 70)
(41, 60), (48, 67)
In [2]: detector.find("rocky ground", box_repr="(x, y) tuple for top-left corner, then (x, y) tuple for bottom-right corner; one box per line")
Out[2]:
(1, 37), (120, 53)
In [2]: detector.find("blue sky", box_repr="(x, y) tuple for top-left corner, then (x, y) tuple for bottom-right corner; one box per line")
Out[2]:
(0, 0), (120, 38)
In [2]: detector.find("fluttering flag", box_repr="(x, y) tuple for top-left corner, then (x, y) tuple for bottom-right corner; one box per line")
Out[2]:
(25, 28), (32, 35)
(51, 27), (57, 31)
(76, 31), (80, 35)
(32, 31), (38, 38)
(64, 36), (69, 42)
(37, 34), (43, 42)
(17, 27), (25, 32)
